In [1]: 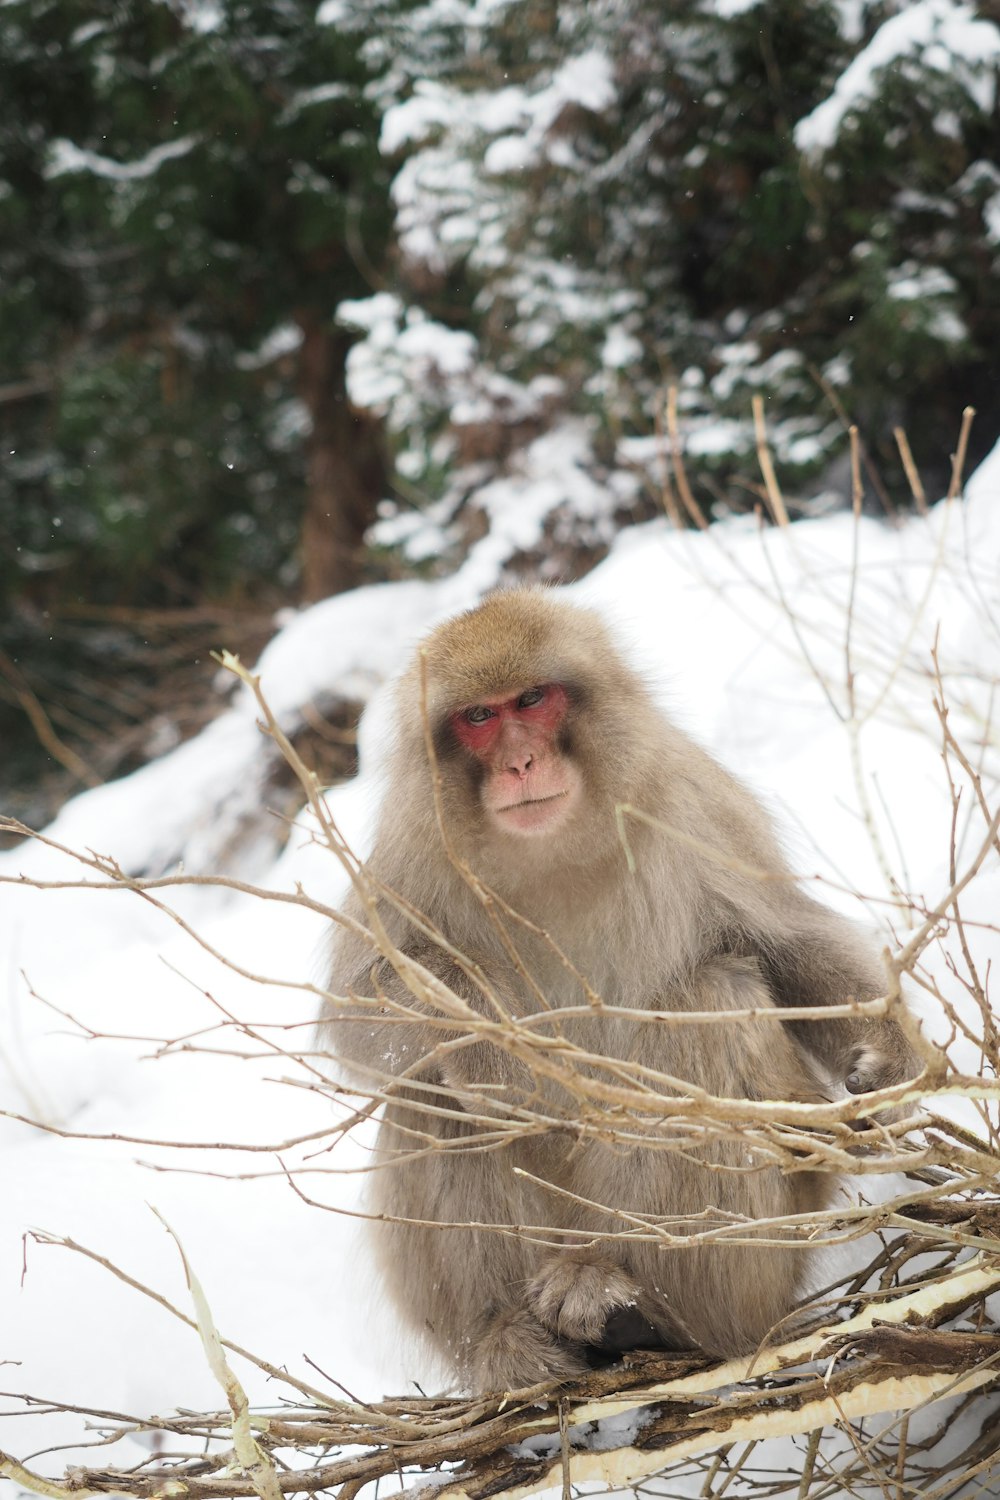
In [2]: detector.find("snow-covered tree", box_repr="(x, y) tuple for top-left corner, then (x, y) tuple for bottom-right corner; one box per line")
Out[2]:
(348, 0), (1000, 571)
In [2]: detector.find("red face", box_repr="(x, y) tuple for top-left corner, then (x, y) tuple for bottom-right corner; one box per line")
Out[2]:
(450, 683), (583, 837)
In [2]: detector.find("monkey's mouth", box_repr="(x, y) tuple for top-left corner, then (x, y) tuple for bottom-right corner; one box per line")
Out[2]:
(497, 791), (568, 813)
(492, 789), (574, 835)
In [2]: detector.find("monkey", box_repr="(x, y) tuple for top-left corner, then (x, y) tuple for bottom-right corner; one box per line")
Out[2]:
(321, 587), (920, 1393)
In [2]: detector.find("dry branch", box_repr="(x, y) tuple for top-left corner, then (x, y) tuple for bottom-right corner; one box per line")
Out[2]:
(3, 1239), (999, 1500)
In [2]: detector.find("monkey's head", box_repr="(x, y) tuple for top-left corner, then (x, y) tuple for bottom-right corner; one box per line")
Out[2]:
(405, 588), (655, 863)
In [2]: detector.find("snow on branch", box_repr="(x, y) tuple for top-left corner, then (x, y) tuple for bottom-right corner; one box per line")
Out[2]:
(796, 0), (1000, 155)
(45, 135), (201, 182)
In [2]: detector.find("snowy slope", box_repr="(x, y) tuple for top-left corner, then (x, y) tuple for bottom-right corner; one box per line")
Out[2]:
(1, 443), (999, 1492)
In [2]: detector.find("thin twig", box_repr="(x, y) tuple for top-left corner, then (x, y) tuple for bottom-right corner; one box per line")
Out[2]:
(666, 385), (710, 529)
(893, 427), (928, 514)
(751, 395), (789, 526)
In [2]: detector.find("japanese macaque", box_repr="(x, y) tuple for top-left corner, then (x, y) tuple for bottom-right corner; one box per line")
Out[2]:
(322, 588), (919, 1393)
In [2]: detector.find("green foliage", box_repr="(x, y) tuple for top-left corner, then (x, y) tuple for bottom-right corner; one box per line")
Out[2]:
(46, 346), (300, 598)
(0, 0), (390, 615)
(0, 0), (396, 791)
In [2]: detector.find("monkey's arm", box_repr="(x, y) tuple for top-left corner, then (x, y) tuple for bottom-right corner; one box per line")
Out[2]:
(756, 899), (922, 1099)
(323, 936), (533, 1108)
(683, 747), (923, 1101)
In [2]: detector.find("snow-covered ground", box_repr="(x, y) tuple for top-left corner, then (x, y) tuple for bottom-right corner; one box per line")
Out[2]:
(2, 443), (999, 1493)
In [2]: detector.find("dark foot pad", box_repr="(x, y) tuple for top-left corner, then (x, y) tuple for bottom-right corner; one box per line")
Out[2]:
(597, 1305), (667, 1352)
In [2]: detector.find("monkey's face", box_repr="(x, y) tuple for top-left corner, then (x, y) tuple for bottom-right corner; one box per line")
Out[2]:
(448, 683), (584, 839)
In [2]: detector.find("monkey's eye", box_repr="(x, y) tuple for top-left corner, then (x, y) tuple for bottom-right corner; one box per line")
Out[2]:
(517, 686), (546, 709)
(464, 705), (495, 725)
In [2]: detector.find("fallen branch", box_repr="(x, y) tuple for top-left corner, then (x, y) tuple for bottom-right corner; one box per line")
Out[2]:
(4, 1239), (998, 1500)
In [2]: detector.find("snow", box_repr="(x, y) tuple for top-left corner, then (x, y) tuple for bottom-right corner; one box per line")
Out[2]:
(339, 294), (478, 420)
(181, 1), (224, 33)
(380, 81), (460, 155)
(541, 50), (616, 119)
(383, 45), (615, 276)
(473, 420), (616, 539)
(508, 1403), (655, 1460)
(986, 190), (1000, 244)
(279, 81), (352, 121)
(601, 325), (643, 370)
(887, 263), (958, 301)
(2, 441), (1000, 1493)
(483, 133), (534, 175)
(45, 134), (201, 182)
(234, 322), (304, 371)
(315, 0), (355, 25)
(708, 0), (763, 16)
(795, 0), (1000, 155)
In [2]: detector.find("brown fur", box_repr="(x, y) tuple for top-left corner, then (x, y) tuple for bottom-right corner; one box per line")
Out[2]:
(322, 588), (918, 1392)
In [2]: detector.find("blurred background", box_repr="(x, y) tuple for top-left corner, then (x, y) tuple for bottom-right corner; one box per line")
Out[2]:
(3, 0), (999, 830)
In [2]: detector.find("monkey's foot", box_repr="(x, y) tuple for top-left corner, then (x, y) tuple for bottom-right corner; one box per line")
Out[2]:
(597, 1303), (668, 1352)
(528, 1254), (648, 1345)
(467, 1307), (587, 1393)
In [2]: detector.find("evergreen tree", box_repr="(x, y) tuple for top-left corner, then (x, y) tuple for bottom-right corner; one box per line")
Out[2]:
(0, 0), (394, 799)
(352, 0), (1000, 555)
(0, 0), (392, 622)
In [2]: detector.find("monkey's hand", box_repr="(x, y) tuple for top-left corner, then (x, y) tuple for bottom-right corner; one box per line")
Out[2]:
(436, 1038), (535, 1118)
(844, 1024), (922, 1130)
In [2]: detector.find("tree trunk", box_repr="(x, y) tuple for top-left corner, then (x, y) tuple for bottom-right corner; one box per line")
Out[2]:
(296, 315), (386, 602)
